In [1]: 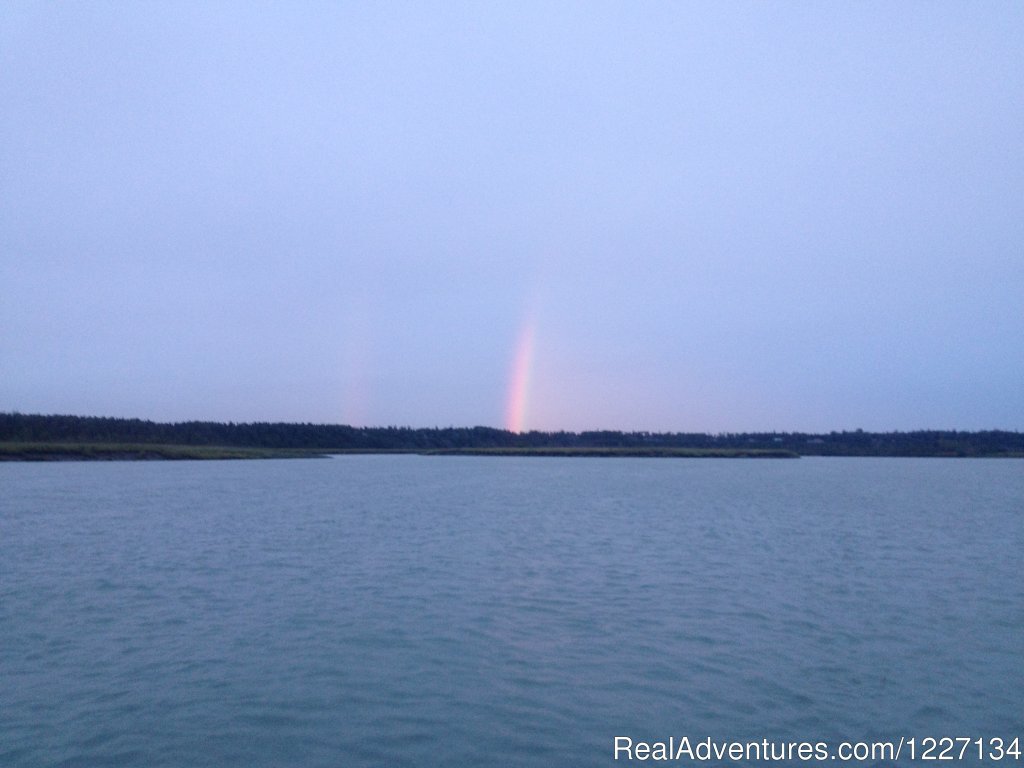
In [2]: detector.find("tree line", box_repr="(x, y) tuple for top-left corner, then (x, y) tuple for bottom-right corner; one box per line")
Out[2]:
(1, 413), (1021, 457)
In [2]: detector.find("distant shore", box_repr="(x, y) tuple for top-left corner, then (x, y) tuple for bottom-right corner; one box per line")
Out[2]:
(423, 447), (799, 458)
(0, 442), (330, 462)
(0, 442), (798, 461)
(2, 413), (1022, 460)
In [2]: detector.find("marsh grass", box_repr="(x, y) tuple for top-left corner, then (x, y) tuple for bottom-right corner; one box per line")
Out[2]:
(0, 442), (328, 461)
(423, 446), (799, 458)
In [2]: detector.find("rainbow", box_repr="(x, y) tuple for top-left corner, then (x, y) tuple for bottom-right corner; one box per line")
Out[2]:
(504, 319), (535, 433)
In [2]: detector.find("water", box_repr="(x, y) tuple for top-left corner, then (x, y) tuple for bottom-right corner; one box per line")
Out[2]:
(1, 456), (1021, 767)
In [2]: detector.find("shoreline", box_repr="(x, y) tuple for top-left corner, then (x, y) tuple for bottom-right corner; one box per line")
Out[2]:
(422, 447), (799, 458)
(1, 442), (1020, 462)
(0, 443), (798, 461)
(0, 443), (331, 462)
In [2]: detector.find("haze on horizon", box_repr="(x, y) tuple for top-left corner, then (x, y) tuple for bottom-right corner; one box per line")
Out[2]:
(2, 2), (1022, 434)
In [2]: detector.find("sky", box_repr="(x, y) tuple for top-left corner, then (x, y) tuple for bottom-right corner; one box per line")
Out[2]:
(2, 2), (1022, 433)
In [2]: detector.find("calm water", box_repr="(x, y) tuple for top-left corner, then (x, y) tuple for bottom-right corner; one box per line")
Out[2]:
(1, 457), (1021, 767)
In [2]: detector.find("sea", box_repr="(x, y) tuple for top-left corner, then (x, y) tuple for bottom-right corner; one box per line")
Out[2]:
(1, 456), (1021, 767)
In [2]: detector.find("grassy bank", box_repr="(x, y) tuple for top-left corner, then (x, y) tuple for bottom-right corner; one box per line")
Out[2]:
(423, 447), (800, 458)
(0, 442), (800, 461)
(0, 442), (329, 461)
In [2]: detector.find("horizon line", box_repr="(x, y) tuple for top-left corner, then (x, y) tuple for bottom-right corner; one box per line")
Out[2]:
(1, 412), (1020, 437)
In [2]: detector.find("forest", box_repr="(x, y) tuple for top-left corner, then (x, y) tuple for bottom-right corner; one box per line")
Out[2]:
(1, 412), (1021, 457)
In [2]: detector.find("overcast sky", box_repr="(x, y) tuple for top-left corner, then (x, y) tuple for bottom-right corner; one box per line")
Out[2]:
(2, 2), (1022, 432)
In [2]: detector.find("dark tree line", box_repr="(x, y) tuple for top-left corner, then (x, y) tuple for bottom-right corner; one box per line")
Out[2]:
(1, 413), (1021, 456)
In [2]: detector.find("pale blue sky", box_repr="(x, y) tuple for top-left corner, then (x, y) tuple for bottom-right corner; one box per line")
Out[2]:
(2, 2), (1022, 432)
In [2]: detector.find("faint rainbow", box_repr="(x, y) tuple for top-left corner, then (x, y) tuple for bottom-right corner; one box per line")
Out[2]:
(504, 318), (535, 433)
